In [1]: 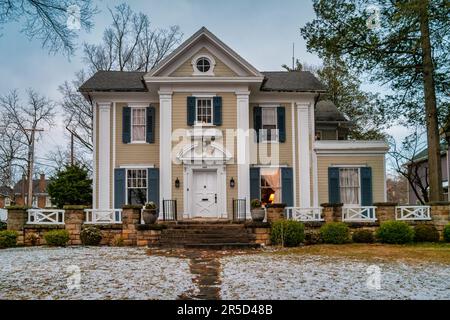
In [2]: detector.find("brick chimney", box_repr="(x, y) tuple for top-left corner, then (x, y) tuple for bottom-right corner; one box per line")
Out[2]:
(39, 173), (46, 193)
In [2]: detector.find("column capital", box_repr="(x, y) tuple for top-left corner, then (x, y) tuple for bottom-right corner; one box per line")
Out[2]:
(158, 91), (173, 99)
(97, 102), (112, 110)
(236, 91), (251, 98)
(296, 102), (310, 110)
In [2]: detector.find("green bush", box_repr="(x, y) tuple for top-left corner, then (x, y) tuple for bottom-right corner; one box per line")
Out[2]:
(414, 224), (439, 243)
(80, 226), (102, 246)
(352, 229), (375, 243)
(44, 230), (70, 247)
(443, 224), (450, 242)
(270, 220), (305, 247)
(320, 222), (350, 244)
(0, 221), (6, 230)
(376, 221), (414, 244)
(0, 230), (18, 248)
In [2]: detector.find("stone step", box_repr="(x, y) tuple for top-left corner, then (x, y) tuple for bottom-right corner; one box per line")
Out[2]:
(183, 243), (261, 249)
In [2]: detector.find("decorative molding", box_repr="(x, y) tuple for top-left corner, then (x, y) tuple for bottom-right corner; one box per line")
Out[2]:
(314, 141), (390, 154)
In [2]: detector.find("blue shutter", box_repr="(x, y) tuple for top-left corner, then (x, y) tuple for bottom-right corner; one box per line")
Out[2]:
(281, 167), (294, 207)
(187, 97), (196, 126)
(146, 106), (155, 144)
(147, 168), (160, 205)
(253, 106), (262, 143)
(328, 167), (341, 204)
(277, 106), (286, 143)
(213, 96), (222, 126)
(122, 107), (131, 144)
(361, 167), (373, 206)
(114, 169), (126, 209)
(250, 167), (260, 201)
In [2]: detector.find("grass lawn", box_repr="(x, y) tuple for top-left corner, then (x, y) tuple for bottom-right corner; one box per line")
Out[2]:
(270, 243), (450, 264)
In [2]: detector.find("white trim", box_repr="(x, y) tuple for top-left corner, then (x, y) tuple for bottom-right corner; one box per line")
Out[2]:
(183, 164), (227, 219)
(191, 53), (216, 76)
(92, 100), (97, 209)
(311, 102), (319, 207)
(331, 164), (368, 168)
(119, 164), (155, 169)
(314, 141), (389, 154)
(297, 103), (311, 208)
(124, 168), (150, 206)
(98, 102), (111, 210)
(236, 91), (251, 217)
(194, 97), (214, 126)
(112, 102), (116, 209)
(130, 106), (147, 143)
(159, 91), (173, 210)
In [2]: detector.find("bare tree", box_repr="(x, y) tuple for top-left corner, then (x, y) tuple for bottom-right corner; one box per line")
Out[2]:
(61, 3), (182, 161)
(0, 89), (56, 206)
(0, 0), (98, 56)
(389, 130), (431, 205)
(0, 127), (26, 187)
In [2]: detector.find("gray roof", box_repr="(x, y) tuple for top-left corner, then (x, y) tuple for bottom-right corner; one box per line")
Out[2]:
(315, 100), (349, 123)
(79, 71), (147, 93)
(260, 71), (326, 92)
(412, 142), (448, 163)
(79, 70), (326, 93)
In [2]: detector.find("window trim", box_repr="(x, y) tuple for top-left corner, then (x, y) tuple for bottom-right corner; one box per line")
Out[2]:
(130, 106), (147, 144)
(125, 168), (149, 206)
(260, 105), (279, 143)
(191, 54), (216, 76)
(4, 197), (11, 207)
(339, 167), (362, 207)
(259, 167), (282, 205)
(195, 97), (214, 126)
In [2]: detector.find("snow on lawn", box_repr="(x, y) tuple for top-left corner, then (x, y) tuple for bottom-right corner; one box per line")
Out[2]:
(220, 254), (450, 300)
(0, 247), (196, 300)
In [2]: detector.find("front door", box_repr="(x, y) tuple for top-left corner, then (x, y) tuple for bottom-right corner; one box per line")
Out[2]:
(193, 170), (218, 218)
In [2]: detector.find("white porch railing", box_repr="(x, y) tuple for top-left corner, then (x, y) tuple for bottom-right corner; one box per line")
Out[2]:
(27, 209), (65, 225)
(396, 206), (431, 221)
(342, 207), (377, 222)
(84, 209), (122, 224)
(285, 207), (324, 222)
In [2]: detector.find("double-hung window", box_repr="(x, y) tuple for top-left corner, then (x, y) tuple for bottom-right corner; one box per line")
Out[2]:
(339, 168), (360, 206)
(4, 197), (10, 207)
(196, 98), (213, 125)
(131, 108), (146, 142)
(260, 168), (281, 205)
(127, 169), (147, 205)
(261, 107), (278, 142)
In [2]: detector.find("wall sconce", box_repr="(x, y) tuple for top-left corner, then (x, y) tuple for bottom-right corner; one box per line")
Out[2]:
(230, 177), (235, 188)
(175, 177), (180, 189)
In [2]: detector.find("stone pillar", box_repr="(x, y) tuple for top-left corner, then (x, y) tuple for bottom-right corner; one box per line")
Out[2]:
(266, 204), (286, 223)
(6, 207), (27, 245)
(121, 206), (141, 246)
(321, 204), (343, 223)
(374, 203), (397, 224)
(430, 204), (450, 236)
(64, 206), (85, 245)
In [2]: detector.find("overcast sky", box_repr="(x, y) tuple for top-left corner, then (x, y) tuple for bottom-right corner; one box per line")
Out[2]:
(0, 0), (407, 174)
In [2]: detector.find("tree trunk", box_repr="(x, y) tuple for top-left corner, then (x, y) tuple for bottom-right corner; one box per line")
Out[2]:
(419, 0), (443, 202)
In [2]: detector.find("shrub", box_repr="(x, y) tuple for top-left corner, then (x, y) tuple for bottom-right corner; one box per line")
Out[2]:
(0, 230), (18, 248)
(111, 235), (124, 247)
(270, 220), (305, 247)
(414, 224), (439, 243)
(0, 221), (6, 230)
(320, 222), (350, 244)
(352, 229), (375, 243)
(443, 224), (450, 242)
(144, 202), (157, 210)
(44, 230), (69, 247)
(26, 233), (40, 246)
(81, 226), (102, 246)
(251, 199), (262, 209)
(376, 221), (414, 244)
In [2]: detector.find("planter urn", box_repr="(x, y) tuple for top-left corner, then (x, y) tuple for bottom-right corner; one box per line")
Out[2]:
(251, 208), (266, 222)
(142, 209), (158, 225)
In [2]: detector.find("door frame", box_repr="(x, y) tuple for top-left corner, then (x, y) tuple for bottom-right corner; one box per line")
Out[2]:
(183, 164), (227, 219)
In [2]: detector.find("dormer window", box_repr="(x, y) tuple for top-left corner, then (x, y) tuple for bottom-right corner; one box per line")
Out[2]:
(196, 57), (211, 73)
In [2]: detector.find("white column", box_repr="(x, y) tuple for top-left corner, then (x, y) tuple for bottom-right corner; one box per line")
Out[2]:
(297, 103), (311, 208)
(236, 91), (251, 216)
(159, 91), (173, 209)
(98, 102), (111, 209)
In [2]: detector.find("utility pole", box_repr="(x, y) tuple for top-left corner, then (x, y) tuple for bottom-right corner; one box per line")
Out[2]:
(66, 126), (75, 166)
(24, 128), (44, 207)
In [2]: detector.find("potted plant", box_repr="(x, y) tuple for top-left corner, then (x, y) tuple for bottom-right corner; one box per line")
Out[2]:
(250, 199), (265, 222)
(142, 202), (159, 225)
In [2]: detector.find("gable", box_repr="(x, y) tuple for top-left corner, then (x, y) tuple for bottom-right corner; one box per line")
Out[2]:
(170, 48), (238, 77)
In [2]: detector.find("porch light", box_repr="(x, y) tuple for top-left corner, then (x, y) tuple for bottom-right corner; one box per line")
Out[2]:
(175, 178), (180, 189)
(230, 177), (235, 188)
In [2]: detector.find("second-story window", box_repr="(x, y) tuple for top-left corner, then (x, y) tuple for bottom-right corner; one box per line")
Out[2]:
(196, 98), (213, 125)
(261, 107), (278, 142)
(131, 108), (146, 142)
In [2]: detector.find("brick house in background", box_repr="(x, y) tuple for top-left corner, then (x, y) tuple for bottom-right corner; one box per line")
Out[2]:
(13, 174), (53, 208)
(0, 186), (13, 208)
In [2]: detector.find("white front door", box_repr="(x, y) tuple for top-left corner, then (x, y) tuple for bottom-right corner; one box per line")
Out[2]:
(193, 170), (218, 218)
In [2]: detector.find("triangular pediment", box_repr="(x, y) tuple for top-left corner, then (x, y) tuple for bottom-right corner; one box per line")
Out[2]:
(146, 27), (263, 78)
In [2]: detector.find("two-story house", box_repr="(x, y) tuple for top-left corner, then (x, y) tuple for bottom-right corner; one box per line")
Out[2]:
(80, 27), (389, 220)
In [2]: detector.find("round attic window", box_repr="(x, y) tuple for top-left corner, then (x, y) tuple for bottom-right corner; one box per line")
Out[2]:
(196, 57), (211, 73)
